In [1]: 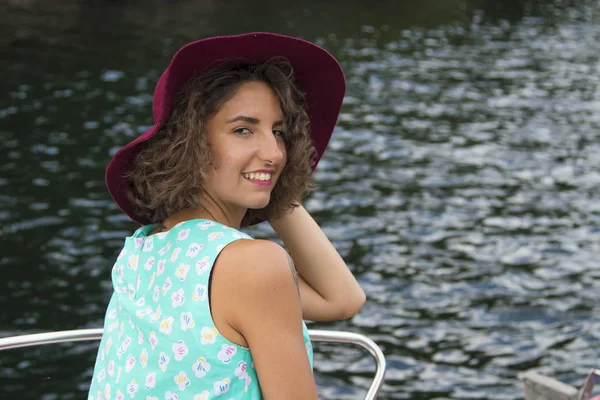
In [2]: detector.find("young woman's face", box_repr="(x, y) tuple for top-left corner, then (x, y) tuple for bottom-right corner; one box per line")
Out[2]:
(203, 80), (287, 214)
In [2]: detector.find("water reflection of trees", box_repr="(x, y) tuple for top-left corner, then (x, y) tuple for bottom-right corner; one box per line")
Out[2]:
(2, 0), (589, 48)
(1, 0), (592, 91)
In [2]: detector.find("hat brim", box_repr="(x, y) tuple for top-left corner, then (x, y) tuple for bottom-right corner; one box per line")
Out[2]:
(106, 32), (345, 226)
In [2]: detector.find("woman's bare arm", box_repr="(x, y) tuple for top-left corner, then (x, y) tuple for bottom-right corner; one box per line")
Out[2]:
(217, 239), (318, 399)
(269, 204), (366, 321)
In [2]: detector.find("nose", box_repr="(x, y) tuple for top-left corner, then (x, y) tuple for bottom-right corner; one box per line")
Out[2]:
(257, 130), (285, 165)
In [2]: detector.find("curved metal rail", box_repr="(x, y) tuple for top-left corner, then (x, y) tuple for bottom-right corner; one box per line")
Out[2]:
(309, 329), (387, 400)
(0, 328), (386, 399)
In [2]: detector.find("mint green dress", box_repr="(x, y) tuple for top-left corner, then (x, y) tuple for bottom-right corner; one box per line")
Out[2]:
(88, 219), (313, 400)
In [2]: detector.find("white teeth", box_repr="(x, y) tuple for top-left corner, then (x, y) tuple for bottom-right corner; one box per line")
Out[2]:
(243, 172), (272, 181)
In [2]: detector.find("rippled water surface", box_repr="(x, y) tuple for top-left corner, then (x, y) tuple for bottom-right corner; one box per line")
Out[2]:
(2, 1), (600, 399)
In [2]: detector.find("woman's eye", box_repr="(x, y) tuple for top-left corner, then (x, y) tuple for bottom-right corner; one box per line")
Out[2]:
(234, 128), (251, 135)
(273, 130), (286, 138)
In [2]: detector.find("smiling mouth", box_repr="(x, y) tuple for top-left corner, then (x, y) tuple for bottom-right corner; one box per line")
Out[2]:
(242, 172), (272, 181)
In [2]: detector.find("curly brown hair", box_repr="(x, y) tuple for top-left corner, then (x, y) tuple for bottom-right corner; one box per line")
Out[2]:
(125, 58), (315, 227)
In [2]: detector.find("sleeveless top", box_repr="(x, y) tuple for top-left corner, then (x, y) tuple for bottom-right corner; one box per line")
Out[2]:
(88, 219), (313, 400)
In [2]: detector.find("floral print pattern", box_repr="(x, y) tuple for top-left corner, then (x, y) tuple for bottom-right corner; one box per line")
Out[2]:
(89, 220), (313, 399)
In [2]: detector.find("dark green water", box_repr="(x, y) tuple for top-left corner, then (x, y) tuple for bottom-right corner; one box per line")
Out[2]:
(2, 0), (600, 399)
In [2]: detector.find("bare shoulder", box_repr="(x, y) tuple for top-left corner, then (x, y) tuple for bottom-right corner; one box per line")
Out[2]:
(214, 238), (302, 326)
(214, 239), (317, 398)
(210, 239), (297, 349)
(221, 238), (287, 260)
(216, 239), (294, 289)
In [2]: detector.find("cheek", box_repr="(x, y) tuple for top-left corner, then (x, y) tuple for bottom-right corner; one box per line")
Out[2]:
(281, 142), (288, 164)
(216, 152), (243, 179)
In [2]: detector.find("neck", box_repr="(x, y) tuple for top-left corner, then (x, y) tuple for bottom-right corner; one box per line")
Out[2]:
(164, 194), (246, 230)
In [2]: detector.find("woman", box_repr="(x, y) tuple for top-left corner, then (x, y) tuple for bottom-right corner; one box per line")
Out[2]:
(89, 32), (365, 400)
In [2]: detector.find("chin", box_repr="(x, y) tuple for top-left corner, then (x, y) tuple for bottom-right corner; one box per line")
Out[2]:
(245, 197), (272, 210)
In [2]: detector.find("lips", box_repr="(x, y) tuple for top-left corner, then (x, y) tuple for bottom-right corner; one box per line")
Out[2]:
(242, 172), (272, 181)
(242, 175), (272, 187)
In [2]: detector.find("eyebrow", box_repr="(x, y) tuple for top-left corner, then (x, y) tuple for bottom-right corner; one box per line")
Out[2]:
(226, 115), (284, 127)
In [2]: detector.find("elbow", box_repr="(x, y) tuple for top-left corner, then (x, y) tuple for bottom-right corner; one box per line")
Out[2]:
(338, 290), (366, 320)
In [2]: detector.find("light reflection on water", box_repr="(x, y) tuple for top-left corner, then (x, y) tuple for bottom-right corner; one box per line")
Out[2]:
(1, 1), (600, 399)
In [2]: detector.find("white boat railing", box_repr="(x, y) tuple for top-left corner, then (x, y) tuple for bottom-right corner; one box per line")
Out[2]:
(0, 328), (386, 400)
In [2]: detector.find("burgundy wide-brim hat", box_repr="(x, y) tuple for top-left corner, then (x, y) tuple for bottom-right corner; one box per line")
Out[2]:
(106, 32), (346, 225)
